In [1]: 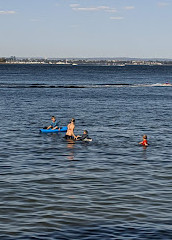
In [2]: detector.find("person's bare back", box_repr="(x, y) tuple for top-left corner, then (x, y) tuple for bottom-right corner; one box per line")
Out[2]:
(66, 122), (74, 136)
(65, 118), (76, 139)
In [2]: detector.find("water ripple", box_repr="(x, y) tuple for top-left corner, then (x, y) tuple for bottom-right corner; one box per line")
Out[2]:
(0, 65), (172, 239)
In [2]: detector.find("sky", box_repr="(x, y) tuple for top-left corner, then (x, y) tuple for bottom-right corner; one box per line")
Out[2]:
(0, 0), (172, 59)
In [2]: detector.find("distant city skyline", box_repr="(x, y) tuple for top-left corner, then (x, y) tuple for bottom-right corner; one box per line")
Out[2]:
(0, 0), (172, 59)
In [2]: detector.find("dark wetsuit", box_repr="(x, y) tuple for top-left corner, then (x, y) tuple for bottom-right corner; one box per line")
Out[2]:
(77, 134), (89, 141)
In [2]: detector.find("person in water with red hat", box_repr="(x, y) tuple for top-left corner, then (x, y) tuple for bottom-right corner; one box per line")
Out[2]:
(139, 135), (148, 147)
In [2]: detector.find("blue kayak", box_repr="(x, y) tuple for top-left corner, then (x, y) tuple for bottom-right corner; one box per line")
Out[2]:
(40, 126), (67, 133)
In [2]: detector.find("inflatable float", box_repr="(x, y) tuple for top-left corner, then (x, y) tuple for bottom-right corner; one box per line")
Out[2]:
(40, 126), (67, 133)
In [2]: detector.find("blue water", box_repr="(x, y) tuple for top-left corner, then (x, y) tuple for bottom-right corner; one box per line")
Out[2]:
(0, 64), (172, 239)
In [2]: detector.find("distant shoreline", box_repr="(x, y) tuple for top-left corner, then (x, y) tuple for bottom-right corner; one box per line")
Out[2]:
(1, 60), (172, 66)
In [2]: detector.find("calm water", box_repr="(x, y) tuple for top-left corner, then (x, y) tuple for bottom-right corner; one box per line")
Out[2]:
(0, 64), (172, 239)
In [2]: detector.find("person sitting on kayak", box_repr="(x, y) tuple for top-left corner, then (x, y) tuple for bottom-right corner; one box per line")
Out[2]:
(139, 135), (148, 147)
(76, 130), (90, 141)
(46, 116), (60, 130)
(65, 118), (77, 140)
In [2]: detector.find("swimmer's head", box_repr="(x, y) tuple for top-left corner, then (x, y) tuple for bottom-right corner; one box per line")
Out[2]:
(51, 116), (56, 122)
(143, 135), (147, 139)
(71, 118), (75, 123)
(84, 130), (88, 134)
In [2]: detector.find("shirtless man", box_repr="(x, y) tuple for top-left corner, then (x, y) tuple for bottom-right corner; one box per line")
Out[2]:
(65, 118), (77, 139)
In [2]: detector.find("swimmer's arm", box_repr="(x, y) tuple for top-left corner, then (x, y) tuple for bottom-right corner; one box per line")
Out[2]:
(71, 126), (77, 139)
(72, 133), (77, 139)
(52, 126), (60, 130)
(76, 135), (81, 140)
(139, 141), (148, 146)
(71, 131), (77, 139)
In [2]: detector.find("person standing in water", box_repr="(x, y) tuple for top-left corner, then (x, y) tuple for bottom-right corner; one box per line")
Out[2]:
(65, 118), (77, 140)
(139, 135), (148, 147)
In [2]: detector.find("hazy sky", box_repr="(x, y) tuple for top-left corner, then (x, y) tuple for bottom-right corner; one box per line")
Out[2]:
(0, 0), (172, 58)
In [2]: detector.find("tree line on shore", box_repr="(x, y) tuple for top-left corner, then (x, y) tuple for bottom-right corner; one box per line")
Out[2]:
(1, 57), (172, 66)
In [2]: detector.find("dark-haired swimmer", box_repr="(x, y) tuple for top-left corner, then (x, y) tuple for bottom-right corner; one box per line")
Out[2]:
(76, 130), (92, 142)
(65, 118), (77, 140)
